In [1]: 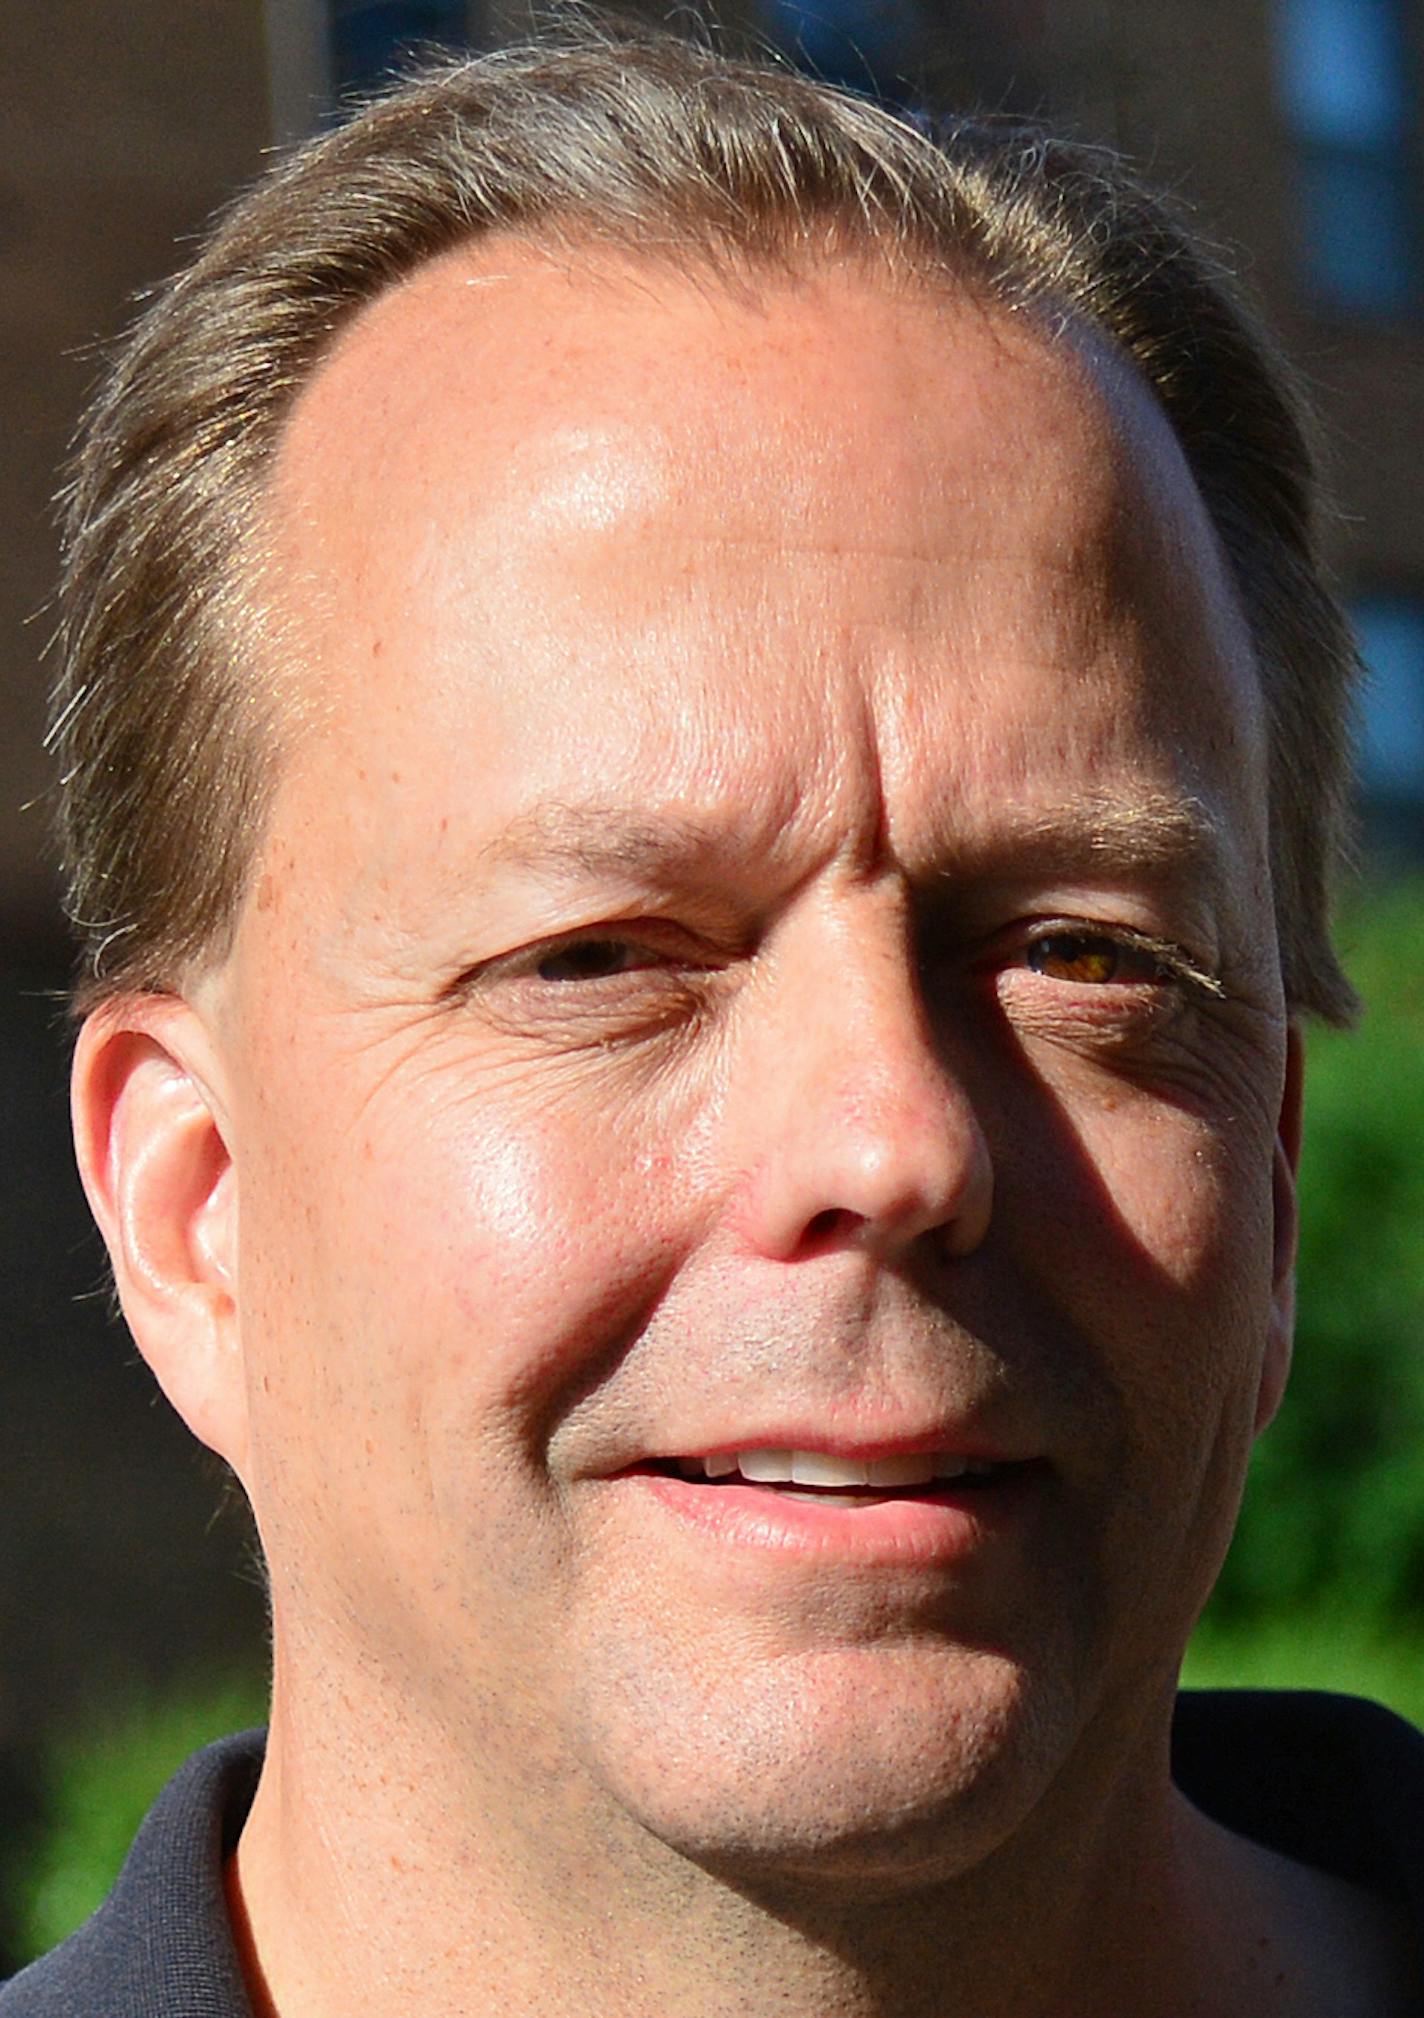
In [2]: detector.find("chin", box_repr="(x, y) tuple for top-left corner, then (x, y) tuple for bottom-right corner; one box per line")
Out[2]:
(570, 1639), (1078, 1896)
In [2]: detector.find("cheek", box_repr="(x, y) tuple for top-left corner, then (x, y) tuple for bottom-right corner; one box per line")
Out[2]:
(1014, 1083), (1278, 1429)
(1091, 1111), (1265, 1286)
(1087, 1111), (1278, 1570)
(1000, 1087), (1280, 1643)
(237, 1061), (704, 1461)
(230, 1059), (712, 1683)
(1019, 1057), (1275, 1292)
(432, 1117), (698, 1437)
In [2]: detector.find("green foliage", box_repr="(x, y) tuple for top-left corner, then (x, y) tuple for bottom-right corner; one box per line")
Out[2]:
(1205, 879), (1424, 1628)
(13, 1671), (267, 1966)
(1184, 1617), (1424, 1728)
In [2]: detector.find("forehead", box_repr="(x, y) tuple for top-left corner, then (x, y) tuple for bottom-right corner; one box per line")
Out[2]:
(271, 240), (1192, 616)
(251, 240), (1267, 938)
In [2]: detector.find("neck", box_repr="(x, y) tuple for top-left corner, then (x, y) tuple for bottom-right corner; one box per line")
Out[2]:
(227, 1655), (1344, 2018)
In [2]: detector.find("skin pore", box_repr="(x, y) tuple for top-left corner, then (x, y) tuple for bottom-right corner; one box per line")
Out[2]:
(73, 247), (1416, 2017)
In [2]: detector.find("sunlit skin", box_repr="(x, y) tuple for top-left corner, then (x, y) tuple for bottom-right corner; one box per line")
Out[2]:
(74, 249), (1415, 2016)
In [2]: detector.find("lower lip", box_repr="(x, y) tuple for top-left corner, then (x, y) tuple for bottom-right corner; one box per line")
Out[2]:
(633, 1468), (1040, 1568)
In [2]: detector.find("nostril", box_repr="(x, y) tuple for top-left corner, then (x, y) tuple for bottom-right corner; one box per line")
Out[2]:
(803, 1206), (860, 1250)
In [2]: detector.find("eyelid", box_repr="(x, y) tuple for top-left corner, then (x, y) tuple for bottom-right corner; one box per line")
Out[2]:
(453, 918), (722, 994)
(1013, 918), (1225, 997)
(531, 929), (686, 983)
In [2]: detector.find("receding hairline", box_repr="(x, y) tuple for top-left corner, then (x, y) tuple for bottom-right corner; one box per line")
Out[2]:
(191, 224), (1276, 1037)
(237, 228), (1029, 782)
(51, 34), (1360, 1022)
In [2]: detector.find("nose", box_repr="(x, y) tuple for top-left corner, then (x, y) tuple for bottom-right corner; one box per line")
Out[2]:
(730, 903), (993, 1264)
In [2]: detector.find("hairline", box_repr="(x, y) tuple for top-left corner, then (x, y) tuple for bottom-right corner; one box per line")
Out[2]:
(55, 40), (1358, 1024)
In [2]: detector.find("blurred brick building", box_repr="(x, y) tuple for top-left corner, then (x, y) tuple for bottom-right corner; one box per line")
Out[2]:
(1, 0), (1420, 1960)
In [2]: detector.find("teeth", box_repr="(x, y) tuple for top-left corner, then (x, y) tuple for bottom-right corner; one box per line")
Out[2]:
(790, 1452), (869, 1486)
(672, 1449), (1002, 1485)
(866, 1453), (937, 1488)
(737, 1448), (794, 1482)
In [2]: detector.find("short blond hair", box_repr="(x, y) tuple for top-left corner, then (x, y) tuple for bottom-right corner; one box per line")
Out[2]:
(53, 27), (1359, 1020)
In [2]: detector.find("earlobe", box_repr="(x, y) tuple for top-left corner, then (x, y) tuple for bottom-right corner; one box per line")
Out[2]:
(1255, 1022), (1305, 1436)
(71, 998), (249, 1474)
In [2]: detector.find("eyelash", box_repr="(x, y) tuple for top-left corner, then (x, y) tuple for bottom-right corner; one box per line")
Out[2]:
(519, 930), (707, 987)
(450, 927), (718, 1021)
(1008, 921), (1222, 999)
(471, 918), (1218, 1002)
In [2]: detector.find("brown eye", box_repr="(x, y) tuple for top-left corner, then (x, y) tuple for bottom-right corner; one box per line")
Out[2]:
(1026, 932), (1156, 986)
(534, 938), (649, 983)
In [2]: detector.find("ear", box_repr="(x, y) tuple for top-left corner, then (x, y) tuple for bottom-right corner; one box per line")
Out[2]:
(1254, 1021), (1305, 1436)
(71, 997), (249, 1475)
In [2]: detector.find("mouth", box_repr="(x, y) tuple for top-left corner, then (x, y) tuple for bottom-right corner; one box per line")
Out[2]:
(620, 1441), (1041, 1567)
(646, 1447), (1015, 1507)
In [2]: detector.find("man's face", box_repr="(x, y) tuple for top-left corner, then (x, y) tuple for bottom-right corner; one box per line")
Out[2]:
(206, 249), (1295, 1883)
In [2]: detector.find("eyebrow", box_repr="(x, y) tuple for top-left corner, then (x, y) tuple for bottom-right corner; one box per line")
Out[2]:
(994, 789), (1224, 881)
(473, 803), (734, 886)
(473, 789), (1225, 892)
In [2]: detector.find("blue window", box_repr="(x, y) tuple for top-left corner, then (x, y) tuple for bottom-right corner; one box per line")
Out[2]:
(331, 1), (471, 98)
(763, 0), (914, 99)
(1280, 0), (1408, 144)
(1277, 0), (1419, 315)
(1354, 594), (1424, 800)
